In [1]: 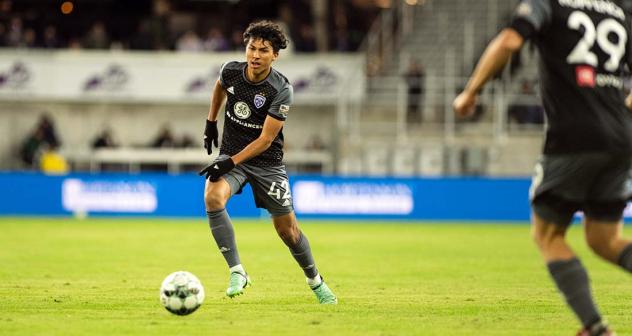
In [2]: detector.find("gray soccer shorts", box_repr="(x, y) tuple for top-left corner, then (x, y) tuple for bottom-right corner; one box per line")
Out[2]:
(218, 157), (293, 217)
(529, 153), (632, 226)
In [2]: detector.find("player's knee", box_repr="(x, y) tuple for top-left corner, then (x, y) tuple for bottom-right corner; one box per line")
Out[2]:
(204, 190), (226, 211)
(531, 224), (564, 251)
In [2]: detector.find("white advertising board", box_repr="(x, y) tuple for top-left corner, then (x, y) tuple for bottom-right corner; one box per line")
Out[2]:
(0, 51), (364, 104)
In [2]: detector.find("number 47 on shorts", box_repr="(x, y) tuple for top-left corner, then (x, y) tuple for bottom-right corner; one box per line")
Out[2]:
(267, 180), (291, 201)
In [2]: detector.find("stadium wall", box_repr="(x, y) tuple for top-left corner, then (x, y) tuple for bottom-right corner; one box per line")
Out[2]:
(0, 172), (540, 221)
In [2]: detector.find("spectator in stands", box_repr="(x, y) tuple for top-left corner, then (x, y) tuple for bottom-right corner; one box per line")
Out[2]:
(0, 22), (6, 47)
(20, 127), (44, 168)
(295, 24), (317, 52)
(148, 0), (173, 50)
(42, 25), (61, 49)
(129, 21), (153, 50)
(82, 22), (110, 49)
(37, 115), (60, 149)
(19, 115), (61, 168)
(176, 30), (203, 52)
(68, 38), (82, 50)
(151, 125), (176, 148)
(203, 28), (229, 52)
(92, 128), (118, 149)
(20, 28), (35, 48)
(0, 0), (377, 53)
(6, 17), (22, 47)
(332, 2), (350, 51)
(177, 134), (195, 148)
(404, 59), (426, 123)
(229, 29), (244, 50)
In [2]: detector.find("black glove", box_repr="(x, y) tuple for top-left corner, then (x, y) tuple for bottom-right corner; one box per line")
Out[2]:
(203, 120), (219, 155)
(199, 156), (235, 181)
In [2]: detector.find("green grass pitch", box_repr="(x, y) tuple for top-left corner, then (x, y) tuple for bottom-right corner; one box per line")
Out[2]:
(0, 217), (630, 335)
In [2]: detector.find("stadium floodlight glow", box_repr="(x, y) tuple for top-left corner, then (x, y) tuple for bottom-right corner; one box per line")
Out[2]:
(60, 1), (74, 15)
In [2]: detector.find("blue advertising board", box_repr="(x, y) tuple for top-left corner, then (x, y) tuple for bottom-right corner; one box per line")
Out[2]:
(0, 172), (538, 221)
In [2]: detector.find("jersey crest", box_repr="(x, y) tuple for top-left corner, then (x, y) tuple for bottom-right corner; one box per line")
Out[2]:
(254, 94), (266, 109)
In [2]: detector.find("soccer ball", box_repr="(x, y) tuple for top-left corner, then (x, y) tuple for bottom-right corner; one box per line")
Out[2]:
(159, 271), (205, 315)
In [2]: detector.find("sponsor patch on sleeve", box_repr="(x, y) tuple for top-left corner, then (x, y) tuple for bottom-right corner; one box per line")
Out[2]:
(515, 2), (532, 17)
(279, 104), (290, 118)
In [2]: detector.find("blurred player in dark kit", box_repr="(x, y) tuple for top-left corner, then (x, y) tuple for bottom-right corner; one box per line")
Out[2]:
(454, 1), (632, 334)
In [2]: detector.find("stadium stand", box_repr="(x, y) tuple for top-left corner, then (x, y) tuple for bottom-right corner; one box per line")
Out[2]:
(0, 0), (553, 176)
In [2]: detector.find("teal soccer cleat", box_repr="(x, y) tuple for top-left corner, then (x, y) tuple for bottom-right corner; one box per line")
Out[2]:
(226, 272), (251, 298)
(311, 280), (337, 304)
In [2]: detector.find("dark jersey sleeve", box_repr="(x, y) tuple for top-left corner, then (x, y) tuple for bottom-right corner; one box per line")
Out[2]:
(509, 0), (553, 40)
(218, 61), (238, 88)
(625, 17), (632, 70)
(268, 84), (293, 121)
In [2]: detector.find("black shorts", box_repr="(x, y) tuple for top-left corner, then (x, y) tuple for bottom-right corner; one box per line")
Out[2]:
(529, 153), (632, 226)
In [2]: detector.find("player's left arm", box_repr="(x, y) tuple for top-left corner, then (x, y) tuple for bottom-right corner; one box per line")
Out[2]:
(231, 116), (284, 165)
(453, 29), (525, 117)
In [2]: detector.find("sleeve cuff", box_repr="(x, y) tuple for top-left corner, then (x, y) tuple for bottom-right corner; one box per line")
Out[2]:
(267, 112), (286, 121)
(509, 17), (537, 40)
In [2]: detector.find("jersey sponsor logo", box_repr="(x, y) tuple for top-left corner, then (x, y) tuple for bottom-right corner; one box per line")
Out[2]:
(279, 104), (290, 118)
(595, 73), (623, 88)
(226, 111), (262, 129)
(558, 0), (625, 21)
(575, 66), (596, 87)
(254, 94), (266, 109)
(233, 101), (251, 119)
(227, 86), (234, 94)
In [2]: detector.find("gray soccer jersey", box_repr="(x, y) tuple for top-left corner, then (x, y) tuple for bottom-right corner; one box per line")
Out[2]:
(218, 61), (293, 167)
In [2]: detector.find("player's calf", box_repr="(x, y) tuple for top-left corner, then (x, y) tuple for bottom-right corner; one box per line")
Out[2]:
(617, 243), (632, 272)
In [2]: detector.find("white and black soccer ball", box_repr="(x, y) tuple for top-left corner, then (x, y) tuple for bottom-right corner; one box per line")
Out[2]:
(159, 271), (205, 316)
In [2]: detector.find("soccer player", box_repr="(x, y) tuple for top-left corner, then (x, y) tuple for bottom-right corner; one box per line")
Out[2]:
(199, 21), (337, 304)
(453, 1), (632, 335)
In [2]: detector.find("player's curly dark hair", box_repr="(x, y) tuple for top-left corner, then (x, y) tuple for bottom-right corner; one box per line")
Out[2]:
(243, 21), (289, 53)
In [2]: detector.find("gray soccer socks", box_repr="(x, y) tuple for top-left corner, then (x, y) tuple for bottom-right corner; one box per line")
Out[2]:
(617, 243), (632, 272)
(547, 258), (602, 329)
(284, 231), (319, 279)
(207, 209), (241, 268)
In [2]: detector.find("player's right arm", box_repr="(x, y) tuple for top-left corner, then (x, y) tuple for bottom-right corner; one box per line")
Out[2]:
(204, 79), (227, 155)
(453, 29), (524, 117)
(207, 79), (227, 122)
(453, 0), (551, 117)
